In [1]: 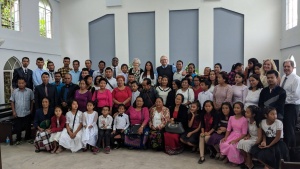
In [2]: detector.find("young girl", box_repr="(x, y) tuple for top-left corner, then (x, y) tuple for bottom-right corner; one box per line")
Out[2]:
(58, 100), (83, 153)
(250, 107), (289, 169)
(220, 102), (248, 166)
(49, 106), (66, 154)
(198, 100), (219, 164)
(82, 101), (99, 153)
(97, 106), (113, 154)
(120, 64), (128, 83)
(156, 76), (171, 105)
(207, 102), (234, 160)
(192, 76), (203, 100)
(237, 105), (261, 169)
(232, 72), (248, 104)
(208, 70), (217, 93)
(180, 101), (201, 151)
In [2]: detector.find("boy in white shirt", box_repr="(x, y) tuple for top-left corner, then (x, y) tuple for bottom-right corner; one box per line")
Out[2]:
(198, 79), (213, 109)
(105, 67), (117, 92)
(131, 81), (140, 106)
(96, 106), (113, 154)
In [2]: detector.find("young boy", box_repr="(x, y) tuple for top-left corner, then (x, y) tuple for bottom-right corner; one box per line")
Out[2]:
(97, 106), (113, 154)
(10, 77), (34, 145)
(120, 64), (128, 84)
(126, 72), (135, 87)
(78, 68), (89, 85)
(130, 81), (140, 106)
(111, 104), (130, 149)
(198, 79), (213, 109)
(105, 67), (117, 92)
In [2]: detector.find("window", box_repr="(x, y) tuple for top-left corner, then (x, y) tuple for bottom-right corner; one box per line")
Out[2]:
(39, 0), (52, 38)
(286, 0), (298, 30)
(1, 0), (20, 31)
(290, 55), (297, 74)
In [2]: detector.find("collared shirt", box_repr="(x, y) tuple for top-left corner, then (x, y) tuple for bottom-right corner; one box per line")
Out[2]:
(32, 68), (47, 87)
(48, 71), (55, 83)
(198, 90), (213, 109)
(155, 64), (176, 77)
(10, 88), (34, 117)
(113, 113), (130, 130)
(111, 65), (122, 75)
(51, 81), (64, 96)
(173, 69), (185, 81)
(131, 90), (140, 106)
(280, 73), (300, 104)
(69, 70), (81, 84)
(92, 69), (105, 80)
(57, 67), (73, 80)
(106, 77), (117, 92)
(98, 115), (113, 129)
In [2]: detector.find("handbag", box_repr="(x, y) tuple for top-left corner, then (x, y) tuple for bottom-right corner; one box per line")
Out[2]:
(128, 108), (145, 135)
(165, 122), (185, 134)
(39, 120), (51, 130)
(70, 110), (78, 132)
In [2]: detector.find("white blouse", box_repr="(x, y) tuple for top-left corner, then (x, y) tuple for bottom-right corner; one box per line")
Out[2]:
(244, 88), (262, 109)
(139, 72), (157, 86)
(152, 111), (162, 128)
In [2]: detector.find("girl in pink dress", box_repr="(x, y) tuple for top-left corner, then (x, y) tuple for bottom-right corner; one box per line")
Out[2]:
(220, 102), (248, 166)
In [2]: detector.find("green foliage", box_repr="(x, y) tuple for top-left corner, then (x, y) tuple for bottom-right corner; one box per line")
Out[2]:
(1, 0), (14, 29)
(39, 18), (47, 37)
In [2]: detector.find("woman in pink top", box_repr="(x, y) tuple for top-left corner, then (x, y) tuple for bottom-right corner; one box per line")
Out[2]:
(92, 78), (112, 115)
(213, 71), (233, 110)
(112, 75), (132, 115)
(125, 96), (150, 149)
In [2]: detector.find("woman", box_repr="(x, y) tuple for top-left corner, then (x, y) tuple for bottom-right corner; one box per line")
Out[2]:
(208, 70), (218, 93)
(92, 77), (113, 115)
(166, 80), (181, 109)
(149, 97), (170, 150)
(128, 58), (144, 82)
(176, 78), (194, 107)
(156, 76), (171, 105)
(228, 63), (243, 85)
(193, 76), (203, 100)
(139, 61), (157, 86)
(84, 75), (94, 92)
(213, 71), (233, 110)
(244, 58), (259, 87)
(214, 63), (222, 76)
(91, 75), (102, 94)
(125, 96), (150, 149)
(112, 75), (132, 114)
(164, 94), (188, 155)
(34, 97), (54, 152)
(254, 63), (268, 87)
(244, 74), (263, 109)
(74, 79), (92, 112)
(262, 59), (281, 84)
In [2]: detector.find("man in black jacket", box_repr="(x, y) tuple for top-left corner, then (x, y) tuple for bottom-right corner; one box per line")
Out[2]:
(12, 57), (33, 90)
(60, 73), (79, 114)
(139, 78), (158, 109)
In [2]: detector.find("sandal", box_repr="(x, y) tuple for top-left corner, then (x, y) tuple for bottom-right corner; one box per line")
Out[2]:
(56, 147), (63, 154)
(215, 152), (220, 160)
(198, 157), (205, 164)
(223, 157), (229, 164)
(219, 155), (226, 161)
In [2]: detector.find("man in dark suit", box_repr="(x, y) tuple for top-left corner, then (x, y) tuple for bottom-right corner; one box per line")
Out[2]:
(60, 73), (79, 114)
(35, 72), (58, 109)
(12, 57), (33, 90)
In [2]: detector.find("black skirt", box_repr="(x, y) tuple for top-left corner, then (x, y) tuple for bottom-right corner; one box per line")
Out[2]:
(180, 129), (200, 146)
(250, 137), (289, 169)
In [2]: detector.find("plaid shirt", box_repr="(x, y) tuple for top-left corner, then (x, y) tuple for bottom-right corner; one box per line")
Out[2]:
(57, 67), (73, 80)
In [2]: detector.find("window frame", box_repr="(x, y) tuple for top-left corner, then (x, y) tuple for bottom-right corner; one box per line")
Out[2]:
(39, 0), (52, 38)
(286, 0), (298, 30)
(1, 0), (20, 31)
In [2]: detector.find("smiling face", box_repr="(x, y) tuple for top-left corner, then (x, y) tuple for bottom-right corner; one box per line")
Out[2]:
(263, 60), (272, 72)
(283, 61), (294, 76)
(160, 56), (168, 66)
(249, 76), (259, 89)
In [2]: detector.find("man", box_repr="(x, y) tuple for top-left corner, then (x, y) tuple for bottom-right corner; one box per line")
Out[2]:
(60, 73), (79, 114)
(57, 57), (73, 82)
(173, 60), (186, 81)
(139, 78), (158, 109)
(280, 59), (300, 148)
(32, 57), (47, 87)
(93, 60), (106, 79)
(79, 68), (90, 84)
(34, 72), (57, 109)
(105, 67), (117, 92)
(258, 70), (286, 121)
(47, 61), (55, 83)
(12, 57), (33, 90)
(156, 55), (176, 87)
(79, 60), (94, 81)
(69, 60), (81, 84)
(111, 57), (122, 78)
(51, 72), (64, 96)
(10, 77), (34, 145)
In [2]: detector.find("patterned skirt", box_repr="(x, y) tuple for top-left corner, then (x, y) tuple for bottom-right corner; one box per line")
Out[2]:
(124, 127), (149, 149)
(34, 131), (53, 151)
(164, 132), (184, 155)
(149, 130), (164, 150)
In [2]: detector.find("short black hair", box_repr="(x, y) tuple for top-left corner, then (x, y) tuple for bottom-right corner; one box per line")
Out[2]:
(85, 59), (92, 63)
(17, 77), (26, 82)
(102, 105), (110, 111)
(37, 57), (44, 62)
(47, 61), (54, 66)
(63, 57), (70, 61)
(121, 64), (128, 69)
(82, 68), (89, 72)
(84, 75), (92, 81)
(143, 78), (151, 85)
(214, 63), (222, 69)
(41, 72), (49, 77)
(99, 77), (108, 84)
(118, 104), (126, 110)
(22, 57), (29, 62)
(266, 70), (279, 78)
(177, 60), (183, 65)
(99, 60), (106, 66)
(200, 79), (211, 89)
(105, 67), (112, 72)
(73, 60), (80, 64)
(54, 72), (62, 76)
(131, 81), (139, 86)
(181, 77), (191, 86)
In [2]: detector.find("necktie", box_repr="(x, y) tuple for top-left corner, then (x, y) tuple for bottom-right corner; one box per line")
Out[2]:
(45, 85), (48, 97)
(281, 77), (288, 88)
(24, 69), (28, 79)
(113, 67), (116, 78)
(118, 114), (123, 117)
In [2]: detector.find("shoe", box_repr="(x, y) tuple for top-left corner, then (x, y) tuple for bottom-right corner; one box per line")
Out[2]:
(198, 157), (205, 164)
(35, 149), (40, 153)
(219, 155), (226, 161)
(15, 141), (21, 145)
(56, 147), (63, 154)
(209, 151), (216, 158)
(82, 148), (88, 152)
(215, 152), (220, 160)
(27, 139), (34, 144)
(223, 157), (229, 164)
(92, 147), (99, 155)
(104, 146), (110, 154)
(114, 144), (120, 149)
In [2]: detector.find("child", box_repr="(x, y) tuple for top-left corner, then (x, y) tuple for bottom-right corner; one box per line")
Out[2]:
(250, 107), (289, 169)
(49, 106), (66, 154)
(220, 102), (248, 166)
(207, 102), (234, 160)
(198, 79), (213, 109)
(180, 101), (201, 151)
(120, 64), (128, 83)
(96, 106), (113, 154)
(126, 72), (135, 87)
(111, 104), (130, 149)
(82, 101), (99, 153)
(131, 81), (140, 106)
(58, 100), (83, 153)
(232, 72), (248, 104)
(198, 100), (219, 164)
(237, 105), (261, 169)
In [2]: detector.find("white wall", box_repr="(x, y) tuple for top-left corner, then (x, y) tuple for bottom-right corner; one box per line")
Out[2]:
(0, 0), (62, 103)
(60, 0), (282, 73)
(281, 0), (300, 75)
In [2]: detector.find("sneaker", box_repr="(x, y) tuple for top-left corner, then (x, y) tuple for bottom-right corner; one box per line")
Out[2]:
(15, 141), (22, 145)
(104, 146), (110, 154)
(92, 147), (99, 155)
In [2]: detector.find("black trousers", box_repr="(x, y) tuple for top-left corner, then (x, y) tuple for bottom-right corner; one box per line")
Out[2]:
(14, 114), (32, 141)
(283, 104), (300, 148)
(111, 129), (125, 144)
(97, 129), (112, 148)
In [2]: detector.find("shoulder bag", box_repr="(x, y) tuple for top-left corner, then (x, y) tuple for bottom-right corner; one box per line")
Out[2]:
(165, 122), (185, 134)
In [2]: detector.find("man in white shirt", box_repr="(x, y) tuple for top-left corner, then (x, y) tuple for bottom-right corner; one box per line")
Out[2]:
(93, 60), (106, 79)
(105, 67), (117, 92)
(47, 61), (55, 83)
(111, 57), (122, 78)
(280, 59), (300, 148)
(32, 57), (47, 87)
(69, 60), (81, 84)
(173, 60), (187, 81)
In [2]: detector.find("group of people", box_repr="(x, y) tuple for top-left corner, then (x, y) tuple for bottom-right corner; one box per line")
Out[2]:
(10, 55), (300, 169)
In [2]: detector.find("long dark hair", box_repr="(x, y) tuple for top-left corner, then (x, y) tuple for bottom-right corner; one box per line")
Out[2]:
(219, 102), (234, 120)
(142, 61), (154, 80)
(246, 105), (262, 128)
(202, 100), (217, 115)
(248, 74), (264, 90)
(247, 58), (259, 78)
(231, 63), (243, 72)
(209, 70), (218, 86)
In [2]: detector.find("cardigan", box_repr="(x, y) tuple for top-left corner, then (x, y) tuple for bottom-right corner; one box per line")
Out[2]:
(169, 105), (189, 130)
(50, 115), (66, 133)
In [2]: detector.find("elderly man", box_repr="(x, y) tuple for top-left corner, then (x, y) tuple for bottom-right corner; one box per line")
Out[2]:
(280, 59), (300, 148)
(156, 55), (176, 87)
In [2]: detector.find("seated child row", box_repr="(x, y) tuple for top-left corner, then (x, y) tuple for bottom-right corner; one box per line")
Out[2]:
(33, 97), (289, 169)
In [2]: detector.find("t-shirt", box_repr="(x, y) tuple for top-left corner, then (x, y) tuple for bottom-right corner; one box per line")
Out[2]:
(260, 119), (283, 138)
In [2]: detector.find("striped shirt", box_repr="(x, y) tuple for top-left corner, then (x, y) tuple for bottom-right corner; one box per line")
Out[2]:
(10, 88), (34, 117)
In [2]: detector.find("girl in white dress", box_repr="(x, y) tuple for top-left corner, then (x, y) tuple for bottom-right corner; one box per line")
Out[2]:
(82, 101), (99, 151)
(57, 100), (83, 153)
(237, 105), (261, 169)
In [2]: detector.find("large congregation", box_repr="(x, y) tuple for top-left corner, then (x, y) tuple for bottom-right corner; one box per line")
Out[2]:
(10, 55), (300, 169)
